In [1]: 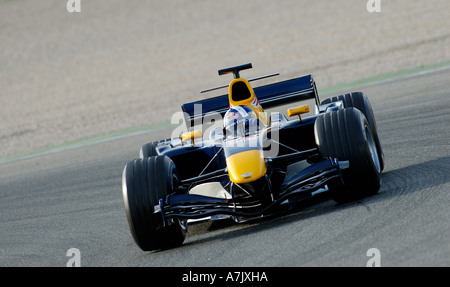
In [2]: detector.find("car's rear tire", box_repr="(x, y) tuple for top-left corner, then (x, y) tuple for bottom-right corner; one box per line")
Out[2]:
(321, 92), (384, 172)
(314, 108), (382, 203)
(122, 156), (186, 251)
(139, 141), (158, 158)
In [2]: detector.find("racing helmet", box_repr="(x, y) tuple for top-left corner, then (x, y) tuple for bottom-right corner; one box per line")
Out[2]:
(223, 105), (264, 138)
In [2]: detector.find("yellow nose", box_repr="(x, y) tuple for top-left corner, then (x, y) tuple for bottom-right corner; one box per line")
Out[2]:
(226, 150), (266, 184)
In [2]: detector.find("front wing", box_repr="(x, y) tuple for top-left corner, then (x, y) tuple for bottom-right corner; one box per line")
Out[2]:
(155, 156), (347, 225)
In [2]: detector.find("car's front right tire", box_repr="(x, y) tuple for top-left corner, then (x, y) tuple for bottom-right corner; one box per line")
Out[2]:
(315, 108), (382, 203)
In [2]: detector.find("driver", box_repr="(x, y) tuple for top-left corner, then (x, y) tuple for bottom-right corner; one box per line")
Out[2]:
(223, 105), (264, 139)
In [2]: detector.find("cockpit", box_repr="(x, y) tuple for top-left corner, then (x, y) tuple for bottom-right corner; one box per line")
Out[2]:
(223, 105), (265, 139)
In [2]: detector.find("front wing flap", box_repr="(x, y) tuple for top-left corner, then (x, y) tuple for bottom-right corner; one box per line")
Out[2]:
(157, 158), (346, 223)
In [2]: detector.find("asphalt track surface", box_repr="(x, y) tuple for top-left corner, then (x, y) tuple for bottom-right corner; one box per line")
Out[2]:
(0, 66), (449, 267)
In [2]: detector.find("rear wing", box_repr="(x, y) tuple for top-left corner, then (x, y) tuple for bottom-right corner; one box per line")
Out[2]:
(181, 74), (320, 129)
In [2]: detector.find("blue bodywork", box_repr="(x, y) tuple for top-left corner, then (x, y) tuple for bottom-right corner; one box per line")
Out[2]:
(151, 72), (346, 223)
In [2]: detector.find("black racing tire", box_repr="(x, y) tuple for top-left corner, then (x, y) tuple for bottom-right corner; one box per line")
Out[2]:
(321, 92), (384, 172)
(314, 108), (382, 203)
(139, 141), (159, 158)
(122, 156), (186, 251)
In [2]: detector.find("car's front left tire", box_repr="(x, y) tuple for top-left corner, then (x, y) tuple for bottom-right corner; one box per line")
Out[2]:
(122, 156), (186, 251)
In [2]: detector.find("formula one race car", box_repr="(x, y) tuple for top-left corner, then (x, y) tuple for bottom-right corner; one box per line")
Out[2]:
(122, 63), (384, 251)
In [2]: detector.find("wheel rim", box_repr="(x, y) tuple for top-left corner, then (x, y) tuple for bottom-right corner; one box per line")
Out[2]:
(366, 126), (381, 173)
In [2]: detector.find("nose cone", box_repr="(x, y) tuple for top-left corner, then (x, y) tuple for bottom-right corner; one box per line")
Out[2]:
(226, 150), (266, 184)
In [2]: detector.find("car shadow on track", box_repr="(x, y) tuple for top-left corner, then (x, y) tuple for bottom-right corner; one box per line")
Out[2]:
(181, 193), (341, 248)
(378, 156), (449, 197)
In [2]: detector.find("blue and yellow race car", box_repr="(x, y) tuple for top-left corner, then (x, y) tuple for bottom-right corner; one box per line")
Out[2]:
(122, 63), (384, 251)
